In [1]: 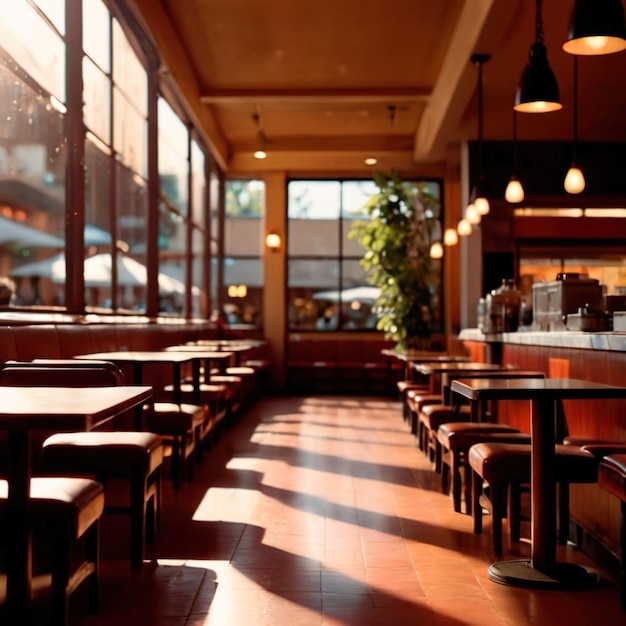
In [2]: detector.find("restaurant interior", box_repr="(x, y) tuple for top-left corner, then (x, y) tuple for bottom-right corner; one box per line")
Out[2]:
(2, 0), (626, 624)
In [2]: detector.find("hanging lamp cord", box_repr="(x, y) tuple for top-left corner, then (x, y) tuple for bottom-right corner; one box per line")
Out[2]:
(535, 0), (544, 43)
(573, 55), (578, 159)
(477, 58), (484, 176)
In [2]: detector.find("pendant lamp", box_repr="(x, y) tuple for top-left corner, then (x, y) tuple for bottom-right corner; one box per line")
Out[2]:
(563, 0), (626, 56)
(252, 113), (267, 160)
(505, 111), (525, 203)
(469, 54), (490, 216)
(564, 56), (586, 194)
(514, 0), (562, 113)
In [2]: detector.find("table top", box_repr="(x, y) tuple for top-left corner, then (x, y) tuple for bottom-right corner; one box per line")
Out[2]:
(414, 361), (515, 375)
(0, 385), (153, 430)
(76, 350), (197, 364)
(164, 345), (234, 359)
(451, 377), (626, 401)
(381, 349), (470, 363)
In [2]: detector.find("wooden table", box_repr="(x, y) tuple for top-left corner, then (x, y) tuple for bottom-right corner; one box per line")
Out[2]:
(414, 361), (516, 397)
(0, 385), (153, 621)
(450, 377), (626, 589)
(380, 350), (470, 381)
(75, 351), (198, 404)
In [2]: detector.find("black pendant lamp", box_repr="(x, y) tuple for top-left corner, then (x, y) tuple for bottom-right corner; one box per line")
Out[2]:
(563, 0), (626, 56)
(514, 0), (562, 113)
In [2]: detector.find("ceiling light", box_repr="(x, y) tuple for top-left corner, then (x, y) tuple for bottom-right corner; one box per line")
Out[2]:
(505, 110), (525, 203)
(457, 219), (473, 237)
(514, 0), (562, 113)
(443, 228), (459, 246)
(364, 157), (377, 166)
(563, 0), (626, 55)
(429, 242), (444, 259)
(465, 203), (481, 225)
(470, 54), (490, 216)
(252, 113), (267, 159)
(564, 56), (586, 194)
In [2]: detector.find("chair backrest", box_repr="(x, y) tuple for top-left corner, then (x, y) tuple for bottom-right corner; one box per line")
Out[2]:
(0, 360), (124, 387)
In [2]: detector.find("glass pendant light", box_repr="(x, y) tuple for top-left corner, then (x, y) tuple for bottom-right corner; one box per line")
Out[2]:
(514, 0), (562, 113)
(505, 110), (525, 203)
(564, 56), (586, 194)
(470, 54), (490, 216)
(429, 242), (444, 259)
(457, 219), (472, 237)
(563, 0), (626, 56)
(443, 228), (459, 247)
(252, 113), (267, 159)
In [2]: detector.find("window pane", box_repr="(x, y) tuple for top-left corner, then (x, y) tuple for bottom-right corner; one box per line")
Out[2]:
(83, 56), (111, 142)
(112, 19), (146, 115)
(190, 139), (205, 227)
(83, 0), (110, 72)
(33, 0), (65, 35)
(84, 134), (112, 248)
(0, 0), (65, 102)
(113, 87), (146, 176)
(158, 97), (188, 216)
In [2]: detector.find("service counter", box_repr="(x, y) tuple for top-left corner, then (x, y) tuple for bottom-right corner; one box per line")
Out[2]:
(458, 327), (626, 567)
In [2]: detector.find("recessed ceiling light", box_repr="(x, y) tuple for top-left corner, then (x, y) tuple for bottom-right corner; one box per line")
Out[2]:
(364, 157), (377, 166)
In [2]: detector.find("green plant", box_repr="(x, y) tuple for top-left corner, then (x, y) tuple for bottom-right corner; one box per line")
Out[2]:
(348, 169), (439, 350)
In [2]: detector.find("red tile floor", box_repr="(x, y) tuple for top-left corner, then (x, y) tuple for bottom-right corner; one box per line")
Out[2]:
(31, 395), (626, 624)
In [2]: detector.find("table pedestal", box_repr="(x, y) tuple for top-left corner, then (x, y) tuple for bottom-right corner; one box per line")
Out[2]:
(488, 559), (599, 589)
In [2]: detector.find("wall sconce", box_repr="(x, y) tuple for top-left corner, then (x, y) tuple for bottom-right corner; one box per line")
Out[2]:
(265, 231), (281, 252)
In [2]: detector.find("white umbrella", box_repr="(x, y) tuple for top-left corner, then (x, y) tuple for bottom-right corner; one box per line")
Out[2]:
(0, 215), (63, 248)
(84, 224), (112, 246)
(12, 252), (189, 295)
(313, 286), (381, 303)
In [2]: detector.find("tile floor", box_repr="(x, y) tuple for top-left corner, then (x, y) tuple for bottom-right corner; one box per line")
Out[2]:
(26, 395), (626, 624)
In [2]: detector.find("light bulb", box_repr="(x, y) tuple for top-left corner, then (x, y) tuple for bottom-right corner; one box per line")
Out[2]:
(465, 203), (481, 225)
(474, 196), (490, 215)
(429, 242), (443, 259)
(254, 149), (267, 160)
(564, 164), (585, 194)
(505, 176), (525, 203)
(457, 219), (473, 237)
(443, 228), (458, 246)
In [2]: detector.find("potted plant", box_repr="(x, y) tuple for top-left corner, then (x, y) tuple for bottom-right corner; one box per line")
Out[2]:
(348, 169), (439, 351)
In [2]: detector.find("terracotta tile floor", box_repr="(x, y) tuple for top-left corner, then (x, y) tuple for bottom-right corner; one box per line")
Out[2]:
(33, 395), (626, 623)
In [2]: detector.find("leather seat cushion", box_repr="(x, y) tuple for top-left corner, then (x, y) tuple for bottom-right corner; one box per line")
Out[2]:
(42, 431), (164, 475)
(0, 477), (104, 539)
(437, 422), (522, 449)
(145, 402), (206, 432)
(598, 454), (626, 502)
(469, 442), (598, 484)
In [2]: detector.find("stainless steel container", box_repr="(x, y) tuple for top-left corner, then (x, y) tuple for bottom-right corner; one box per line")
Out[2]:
(532, 274), (603, 331)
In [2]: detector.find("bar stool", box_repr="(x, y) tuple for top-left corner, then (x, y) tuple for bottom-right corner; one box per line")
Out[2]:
(597, 453), (626, 610)
(436, 424), (529, 513)
(0, 476), (105, 626)
(0, 361), (164, 569)
(468, 442), (599, 557)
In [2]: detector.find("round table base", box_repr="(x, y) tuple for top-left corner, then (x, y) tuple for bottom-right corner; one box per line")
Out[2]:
(487, 560), (599, 589)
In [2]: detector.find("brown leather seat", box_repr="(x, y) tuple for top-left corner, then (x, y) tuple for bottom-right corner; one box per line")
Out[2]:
(597, 453), (626, 610)
(468, 442), (599, 557)
(436, 424), (528, 513)
(418, 403), (471, 461)
(406, 390), (440, 434)
(0, 477), (105, 626)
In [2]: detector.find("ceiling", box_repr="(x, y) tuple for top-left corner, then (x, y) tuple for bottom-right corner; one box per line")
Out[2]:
(132, 0), (626, 173)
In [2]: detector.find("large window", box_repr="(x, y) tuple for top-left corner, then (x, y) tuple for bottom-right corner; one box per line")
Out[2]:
(287, 178), (443, 332)
(223, 179), (265, 329)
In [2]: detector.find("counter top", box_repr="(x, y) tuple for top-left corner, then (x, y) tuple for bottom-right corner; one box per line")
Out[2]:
(459, 327), (626, 352)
